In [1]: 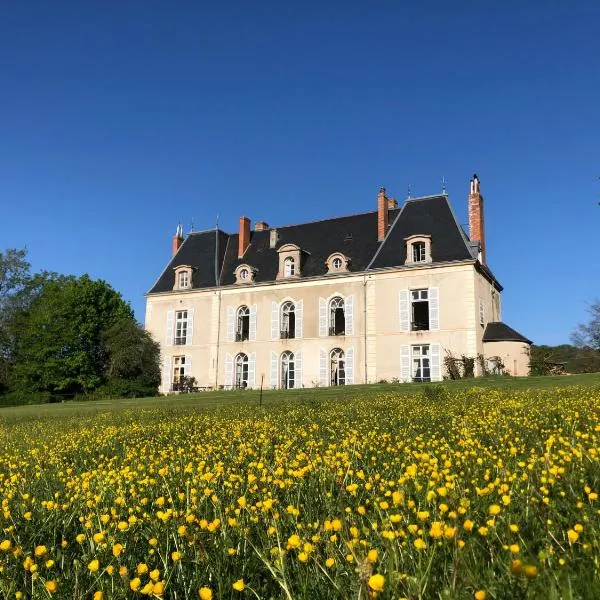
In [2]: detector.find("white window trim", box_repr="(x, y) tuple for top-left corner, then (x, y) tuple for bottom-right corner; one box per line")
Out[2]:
(404, 235), (432, 265)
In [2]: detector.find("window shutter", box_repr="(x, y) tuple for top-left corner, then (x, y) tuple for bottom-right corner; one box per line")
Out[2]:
(400, 345), (411, 382)
(295, 351), (303, 388)
(162, 355), (172, 393)
(248, 353), (256, 389)
(227, 307), (235, 342)
(345, 347), (355, 385)
(319, 298), (327, 337)
(249, 304), (257, 341)
(224, 353), (233, 389)
(271, 301), (279, 340)
(295, 299), (303, 339)
(165, 310), (174, 346)
(186, 309), (194, 345)
(429, 287), (439, 331)
(430, 343), (441, 381)
(319, 349), (328, 386)
(399, 290), (409, 332)
(270, 351), (279, 389)
(185, 354), (192, 377)
(345, 295), (354, 335)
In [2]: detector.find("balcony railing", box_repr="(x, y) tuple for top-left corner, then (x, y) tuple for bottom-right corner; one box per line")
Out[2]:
(328, 326), (345, 336)
(280, 330), (295, 339)
(174, 337), (187, 345)
(411, 321), (430, 332)
(235, 331), (249, 342)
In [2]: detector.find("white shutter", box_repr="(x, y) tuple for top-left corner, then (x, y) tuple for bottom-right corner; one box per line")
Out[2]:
(399, 290), (409, 332)
(295, 299), (303, 339)
(248, 353), (256, 389)
(224, 353), (233, 389)
(430, 343), (441, 381)
(429, 287), (439, 331)
(319, 349), (328, 386)
(400, 345), (411, 382)
(295, 351), (303, 388)
(185, 354), (192, 378)
(319, 298), (327, 337)
(162, 355), (172, 393)
(186, 309), (194, 345)
(227, 307), (235, 342)
(345, 295), (354, 336)
(270, 351), (279, 389)
(345, 347), (354, 385)
(165, 310), (174, 346)
(271, 301), (279, 340)
(249, 304), (257, 341)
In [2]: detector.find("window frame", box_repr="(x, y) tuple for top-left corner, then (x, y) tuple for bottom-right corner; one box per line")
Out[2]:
(280, 351), (295, 389)
(172, 355), (186, 390)
(410, 289), (430, 331)
(330, 348), (346, 386)
(329, 296), (345, 336)
(234, 353), (249, 389)
(280, 301), (296, 339)
(236, 305), (250, 342)
(174, 310), (189, 345)
(404, 235), (432, 265)
(173, 265), (193, 290)
(411, 344), (431, 382)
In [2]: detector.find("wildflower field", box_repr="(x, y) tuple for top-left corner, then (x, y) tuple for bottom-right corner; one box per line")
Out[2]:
(1, 383), (600, 599)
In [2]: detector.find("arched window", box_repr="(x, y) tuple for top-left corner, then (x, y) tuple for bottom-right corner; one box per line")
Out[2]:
(280, 301), (296, 339)
(284, 257), (295, 277)
(236, 306), (250, 342)
(332, 257), (342, 270)
(280, 351), (295, 389)
(329, 297), (345, 336)
(330, 348), (345, 386)
(234, 353), (249, 389)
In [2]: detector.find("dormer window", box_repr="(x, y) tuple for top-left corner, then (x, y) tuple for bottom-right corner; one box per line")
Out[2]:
(234, 264), (255, 284)
(284, 257), (295, 277)
(405, 235), (432, 265)
(173, 265), (193, 290)
(325, 253), (349, 274)
(277, 244), (302, 280)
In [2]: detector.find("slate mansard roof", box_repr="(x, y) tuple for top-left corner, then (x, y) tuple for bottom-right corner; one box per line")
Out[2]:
(149, 194), (492, 294)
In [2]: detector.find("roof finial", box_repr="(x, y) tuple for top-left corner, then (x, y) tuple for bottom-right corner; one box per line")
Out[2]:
(189, 219), (195, 233)
(442, 176), (447, 195)
(407, 183), (412, 199)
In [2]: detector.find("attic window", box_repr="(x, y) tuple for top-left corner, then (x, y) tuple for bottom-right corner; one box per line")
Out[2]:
(284, 257), (295, 277)
(405, 235), (432, 265)
(277, 244), (302, 280)
(173, 265), (193, 291)
(234, 264), (255, 284)
(325, 253), (349, 274)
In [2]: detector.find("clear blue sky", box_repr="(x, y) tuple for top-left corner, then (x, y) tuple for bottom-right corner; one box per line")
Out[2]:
(1, 2), (599, 345)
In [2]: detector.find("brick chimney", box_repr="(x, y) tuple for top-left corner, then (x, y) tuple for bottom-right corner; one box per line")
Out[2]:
(255, 221), (269, 231)
(172, 224), (184, 256)
(238, 216), (251, 258)
(377, 187), (389, 241)
(468, 174), (486, 263)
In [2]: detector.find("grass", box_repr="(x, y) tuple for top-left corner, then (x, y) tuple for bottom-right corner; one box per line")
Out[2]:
(1, 374), (600, 598)
(1, 372), (600, 424)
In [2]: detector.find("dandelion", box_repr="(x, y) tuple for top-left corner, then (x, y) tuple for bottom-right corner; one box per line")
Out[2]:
(171, 551), (182, 561)
(567, 529), (579, 543)
(88, 559), (100, 573)
(34, 545), (47, 557)
(113, 543), (124, 557)
(488, 505), (501, 516)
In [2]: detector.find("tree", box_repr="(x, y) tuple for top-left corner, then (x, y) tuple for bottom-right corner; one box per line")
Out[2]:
(572, 301), (600, 351)
(11, 275), (134, 398)
(101, 318), (161, 397)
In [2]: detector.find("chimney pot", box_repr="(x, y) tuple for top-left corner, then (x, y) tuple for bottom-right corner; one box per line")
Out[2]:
(238, 216), (251, 258)
(387, 197), (398, 209)
(255, 221), (269, 231)
(172, 224), (184, 256)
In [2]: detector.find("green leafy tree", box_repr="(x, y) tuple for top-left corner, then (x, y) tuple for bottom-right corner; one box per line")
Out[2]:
(12, 275), (134, 398)
(101, 318), (161, 397)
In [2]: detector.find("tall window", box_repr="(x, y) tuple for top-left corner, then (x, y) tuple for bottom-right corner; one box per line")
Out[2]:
(412, 241), (426, 263)
(175, 310), (188, 345)
(281, 351), (295, 389)
(236, 306), (250, 342)
(281, 302), (296, 339)
(172, 355), (186, 391)
(284, 257), (295, 277)
(411, 290), (429, 331)
(329, 297), (345, 336)
(234, 353), (249, 389)
(330, 348), (345, 386)
(412, 345), (431, 382)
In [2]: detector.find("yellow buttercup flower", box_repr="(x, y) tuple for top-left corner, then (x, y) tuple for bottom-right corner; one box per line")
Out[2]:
(368, 574), (385, 592)
(199, 587), (213, 600)
(232, 579), (245, 592)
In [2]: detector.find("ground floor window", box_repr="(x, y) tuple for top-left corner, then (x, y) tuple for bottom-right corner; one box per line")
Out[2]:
(330, 348), (345, 386)
(234, 353), (249, 389)
(412, 345), (431, 382)
(281, 351), (295, 389)
(172, 355), (186, 390)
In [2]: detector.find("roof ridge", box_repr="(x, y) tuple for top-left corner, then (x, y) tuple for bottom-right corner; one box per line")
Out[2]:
(365, 203), (407, 270)
(256, 208), (388, 231)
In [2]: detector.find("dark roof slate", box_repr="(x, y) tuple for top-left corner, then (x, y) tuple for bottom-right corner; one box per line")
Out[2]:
(369, 195), (474, 269)
(148, 195), (484, 294)
(483, 322), (532, 345)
